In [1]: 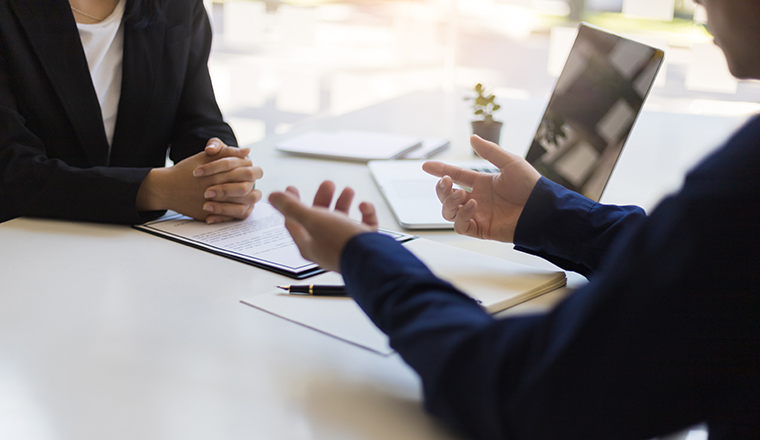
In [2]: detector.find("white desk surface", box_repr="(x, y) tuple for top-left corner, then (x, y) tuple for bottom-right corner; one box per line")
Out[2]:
(0, 90), (748, 439)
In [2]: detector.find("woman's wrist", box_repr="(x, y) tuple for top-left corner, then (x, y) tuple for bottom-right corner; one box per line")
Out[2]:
(136, 168), (169, 212)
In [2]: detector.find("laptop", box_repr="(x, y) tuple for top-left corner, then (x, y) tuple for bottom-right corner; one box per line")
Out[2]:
(370, 23), (665, 230)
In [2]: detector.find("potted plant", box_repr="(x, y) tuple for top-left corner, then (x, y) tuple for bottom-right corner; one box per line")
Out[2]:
(466, 83), (502, 148)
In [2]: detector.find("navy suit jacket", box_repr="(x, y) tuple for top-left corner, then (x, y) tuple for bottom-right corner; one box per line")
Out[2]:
(0, 0), (236, 224)
(341, 115), (760, 439)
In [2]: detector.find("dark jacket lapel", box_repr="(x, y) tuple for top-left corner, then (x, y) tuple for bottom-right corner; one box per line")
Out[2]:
(110, 5), (166, 166)
(9, 0), (110, 166)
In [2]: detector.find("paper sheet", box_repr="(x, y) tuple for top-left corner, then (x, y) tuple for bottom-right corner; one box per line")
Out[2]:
(241, 272), (393, 355)
(241, 238), (565, 354)
(136, 203), (319, 277)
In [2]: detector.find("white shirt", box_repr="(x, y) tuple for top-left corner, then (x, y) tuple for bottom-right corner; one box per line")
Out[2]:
(76, 0), (126, 149)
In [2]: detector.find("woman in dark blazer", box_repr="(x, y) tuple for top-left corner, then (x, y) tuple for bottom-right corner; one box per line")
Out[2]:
(0, 0), (262, 224)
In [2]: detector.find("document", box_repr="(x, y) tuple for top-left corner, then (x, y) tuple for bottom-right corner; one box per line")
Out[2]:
(135, 203), (415, 279)
(242, 237), (566, 354)
(135, 203), (321, 278)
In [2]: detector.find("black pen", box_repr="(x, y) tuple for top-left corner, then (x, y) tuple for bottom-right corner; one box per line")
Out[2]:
(277, 284), (348, 297)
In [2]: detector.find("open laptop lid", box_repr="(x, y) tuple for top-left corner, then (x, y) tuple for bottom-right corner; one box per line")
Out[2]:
(525, 23), (664, 201)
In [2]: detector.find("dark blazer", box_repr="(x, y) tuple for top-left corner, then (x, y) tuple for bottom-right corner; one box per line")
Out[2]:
(341, 115), (760, 439)
(0, 0), (236, 224)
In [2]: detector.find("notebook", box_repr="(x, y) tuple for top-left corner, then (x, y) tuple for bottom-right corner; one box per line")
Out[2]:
(275, 130), (425, 162)
(370, 23), (665, 229)
(400, 137), (450, 159)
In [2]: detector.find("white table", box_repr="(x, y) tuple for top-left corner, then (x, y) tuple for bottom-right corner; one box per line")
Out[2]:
(0, 90), (748, 439)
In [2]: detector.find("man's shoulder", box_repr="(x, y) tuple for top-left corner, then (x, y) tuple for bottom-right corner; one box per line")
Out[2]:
(683, 114), (760, 195)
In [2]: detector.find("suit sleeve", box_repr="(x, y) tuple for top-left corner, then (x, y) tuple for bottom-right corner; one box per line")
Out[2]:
(0, 0), (234, 224)
(0, 46), (153, 224)
(343, 190), (760, 439)
(168, 0), (236, 162)
(513, 177), (647, 277)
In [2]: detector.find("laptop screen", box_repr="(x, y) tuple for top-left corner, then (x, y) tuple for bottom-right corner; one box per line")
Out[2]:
(525, 24), (664, 201)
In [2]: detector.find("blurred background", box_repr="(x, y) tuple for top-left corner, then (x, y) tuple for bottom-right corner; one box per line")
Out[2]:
(202, 0), (760, 146)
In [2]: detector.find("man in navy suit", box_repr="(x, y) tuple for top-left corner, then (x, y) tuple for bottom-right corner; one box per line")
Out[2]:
(269, 0), (760, 438)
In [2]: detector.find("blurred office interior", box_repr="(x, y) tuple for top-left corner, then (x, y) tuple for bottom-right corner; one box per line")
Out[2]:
(203, 0), (760, 146)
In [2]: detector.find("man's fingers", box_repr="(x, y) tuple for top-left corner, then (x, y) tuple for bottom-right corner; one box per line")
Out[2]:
(312, 181), (336, 208)
(422, 135), (517, 186)
(267, 191), (314, 254)
(470, 135), (518, 170)
(453, 199), (478, 236)
(441, 187), (468, 221)
(423, 161), (479, 188)
(269, 191), (312, 225)
(282, 217), (312, 257)
(334, 187), (355, 214)
(422, 160), (446, 177)
(285, 186), (300, 199)
(435, 175), (453, 204)
(359, 201), (379, 229)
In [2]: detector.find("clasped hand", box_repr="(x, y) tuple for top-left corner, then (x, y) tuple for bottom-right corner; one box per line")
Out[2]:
(192, 138), (264, 223)
(422, 135), (541, 243)
(137, 138), (263, 223)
